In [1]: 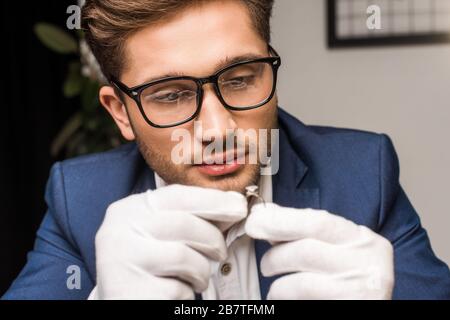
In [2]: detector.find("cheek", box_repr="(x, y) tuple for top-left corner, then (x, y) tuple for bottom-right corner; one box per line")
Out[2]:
(135, 121), (195, 160)
(236, 102), (277, 130)
(135, 125), (174, 156)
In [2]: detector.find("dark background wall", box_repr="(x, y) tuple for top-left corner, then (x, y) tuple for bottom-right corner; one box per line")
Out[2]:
(0, 0), (78, 295)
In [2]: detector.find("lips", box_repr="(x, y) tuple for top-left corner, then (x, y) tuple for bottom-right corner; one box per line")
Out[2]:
(196, 160), (243, 177)
(195, 150), (246, 177)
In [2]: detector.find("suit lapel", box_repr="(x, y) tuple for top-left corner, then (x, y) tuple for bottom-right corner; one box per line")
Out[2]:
(255, 126), (321, 300)
(131, 159), (156, 194)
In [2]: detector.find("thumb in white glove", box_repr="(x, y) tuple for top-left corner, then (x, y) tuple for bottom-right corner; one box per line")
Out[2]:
(93, 184), (248, 300)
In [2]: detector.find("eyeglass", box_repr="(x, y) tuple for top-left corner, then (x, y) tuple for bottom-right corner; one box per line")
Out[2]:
(110, 45), (281, 128)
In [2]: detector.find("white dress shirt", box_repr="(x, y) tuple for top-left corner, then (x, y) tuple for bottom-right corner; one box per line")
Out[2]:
(154, 171), (272, 300)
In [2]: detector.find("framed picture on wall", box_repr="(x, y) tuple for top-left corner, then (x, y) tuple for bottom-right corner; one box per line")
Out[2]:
(328, 0), (450, 48)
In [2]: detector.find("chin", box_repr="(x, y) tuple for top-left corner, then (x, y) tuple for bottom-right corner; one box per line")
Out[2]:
(181, 164), (260, 194)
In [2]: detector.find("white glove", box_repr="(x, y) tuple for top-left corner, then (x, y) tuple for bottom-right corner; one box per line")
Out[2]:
(91, 184), (248, 300)
(245, 203), (394, 300)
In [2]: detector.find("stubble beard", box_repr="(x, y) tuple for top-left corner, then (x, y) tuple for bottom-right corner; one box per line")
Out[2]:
(134, 109), (278, 195)
(136, 138), (261, 194)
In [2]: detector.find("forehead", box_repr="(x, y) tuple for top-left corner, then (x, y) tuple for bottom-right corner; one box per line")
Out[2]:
(122, 0), (268, 86)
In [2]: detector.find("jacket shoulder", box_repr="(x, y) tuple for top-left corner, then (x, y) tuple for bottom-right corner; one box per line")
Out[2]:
(52, 142), (143, 229)
(61, 142), (138, 169)
(46, 143), (146, 277)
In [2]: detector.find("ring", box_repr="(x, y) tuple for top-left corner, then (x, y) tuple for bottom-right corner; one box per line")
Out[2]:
(245, 185), (266, 206)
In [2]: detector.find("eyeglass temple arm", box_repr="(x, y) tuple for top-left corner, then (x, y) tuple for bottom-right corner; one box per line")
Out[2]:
(109, 79), (136, 106)
(268, 44), (280, 58)
(110, 79), (126, 93)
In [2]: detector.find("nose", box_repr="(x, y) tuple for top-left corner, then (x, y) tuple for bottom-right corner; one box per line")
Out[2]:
(195, 83), (238, 144)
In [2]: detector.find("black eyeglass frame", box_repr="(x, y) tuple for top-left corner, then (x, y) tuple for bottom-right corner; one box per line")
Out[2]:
(110, 45), (281, 128)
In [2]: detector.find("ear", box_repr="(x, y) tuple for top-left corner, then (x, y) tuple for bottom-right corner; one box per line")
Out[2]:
(99, 86), (136, 141)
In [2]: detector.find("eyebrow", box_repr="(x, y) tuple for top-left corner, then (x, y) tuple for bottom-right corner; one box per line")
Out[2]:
(138, 53), (267, 85)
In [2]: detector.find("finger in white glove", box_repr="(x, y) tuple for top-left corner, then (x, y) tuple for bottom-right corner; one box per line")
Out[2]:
(94, 184), (248, 299)
(245, 203), (394, 300)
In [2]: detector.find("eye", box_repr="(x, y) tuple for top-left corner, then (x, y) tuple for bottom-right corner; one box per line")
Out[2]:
(156, 92), (180, 102)
(221, 75), (256, 89)
(147, 89), (197, 103)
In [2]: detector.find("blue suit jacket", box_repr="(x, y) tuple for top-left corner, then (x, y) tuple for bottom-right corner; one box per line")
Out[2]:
(3, 108), (450, 300)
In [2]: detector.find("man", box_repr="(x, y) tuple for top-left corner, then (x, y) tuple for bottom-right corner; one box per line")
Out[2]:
(3, 0), (450, 299)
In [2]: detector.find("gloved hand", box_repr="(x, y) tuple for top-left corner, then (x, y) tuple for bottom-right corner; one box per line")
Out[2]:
(245, 203), (394, 300)
(91, 184), (248, 300)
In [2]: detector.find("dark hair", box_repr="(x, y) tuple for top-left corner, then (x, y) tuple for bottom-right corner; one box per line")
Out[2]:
(81, 0), (275, 80)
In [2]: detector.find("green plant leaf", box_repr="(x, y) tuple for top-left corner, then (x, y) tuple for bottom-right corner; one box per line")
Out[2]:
(51, 112), (83, 157)
(67, 131), (87, 157)
(34, 23), (78, 54)
(81, 78), (101, 112)
(63, 61), (83, 97)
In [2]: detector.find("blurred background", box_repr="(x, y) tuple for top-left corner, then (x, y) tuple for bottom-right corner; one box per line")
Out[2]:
(1, 0), (82, 295)
(1, 0), (449, 296)
(273, 0), (450, 272)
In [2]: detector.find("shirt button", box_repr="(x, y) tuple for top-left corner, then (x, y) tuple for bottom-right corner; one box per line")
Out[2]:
(220, 263), (232, 276)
